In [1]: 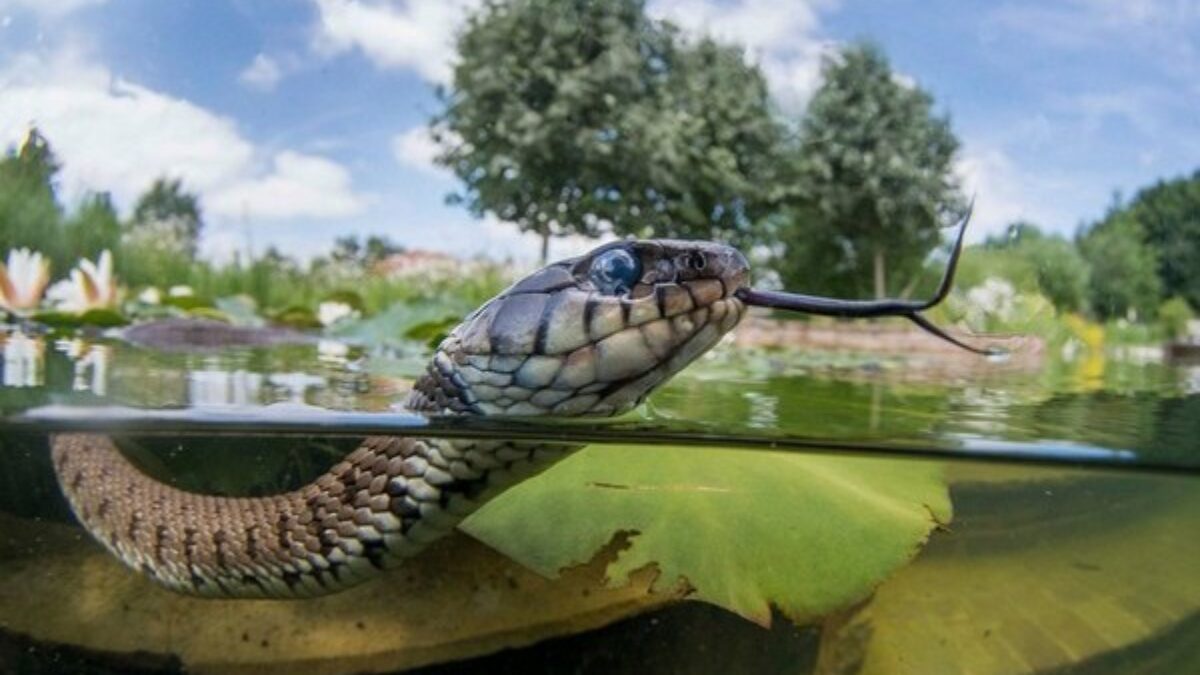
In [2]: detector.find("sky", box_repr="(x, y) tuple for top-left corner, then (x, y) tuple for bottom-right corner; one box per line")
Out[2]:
(0, 0), (1197, 263)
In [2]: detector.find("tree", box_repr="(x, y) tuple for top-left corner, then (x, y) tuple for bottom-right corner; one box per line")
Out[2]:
(128, 177), (203, 257)
(0, 128), (66, 267)
(627, 37), (786, 247)
(778, 43), (965, 299)
(63, 192), (122, 262)
(1119, 171), (1200, 309)
(117, 178), (203, 287)
(329, 234), (405, 267)
(364, 235), (404, 264)
(1078, 212), (1161, 320)
(435, 0), (783, 261)
(979, 221), (1090, 312)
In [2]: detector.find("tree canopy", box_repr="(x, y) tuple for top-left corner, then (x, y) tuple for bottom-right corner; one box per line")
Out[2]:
(0, 129), (66, 268)
(434, 0), (784, 260)
(1118, 171), (1200, 310)
(777, 43), (965, 299)
(129, 177), (204, 257)
(1078, 210), (1161, 320)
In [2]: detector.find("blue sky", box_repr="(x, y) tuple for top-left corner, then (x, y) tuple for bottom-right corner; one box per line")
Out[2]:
(1, 0), (1197, 263)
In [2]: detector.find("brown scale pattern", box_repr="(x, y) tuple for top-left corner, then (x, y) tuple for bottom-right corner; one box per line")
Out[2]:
(50, 433), (574, 598)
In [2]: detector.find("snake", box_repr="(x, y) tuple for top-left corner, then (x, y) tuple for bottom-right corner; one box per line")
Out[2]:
(49, 240), (750, 599)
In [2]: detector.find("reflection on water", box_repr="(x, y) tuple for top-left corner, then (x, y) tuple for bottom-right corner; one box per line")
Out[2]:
(0, 330), (1197, 673)
(56, 338), (110, 396)
(1, 331), (43, 388)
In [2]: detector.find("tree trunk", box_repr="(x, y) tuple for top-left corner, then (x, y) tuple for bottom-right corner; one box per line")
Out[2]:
(539, 229), (550, 266)
(873, 246), (887, 299)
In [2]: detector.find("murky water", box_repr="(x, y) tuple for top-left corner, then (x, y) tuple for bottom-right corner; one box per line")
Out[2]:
(0, 327), (1197, 673)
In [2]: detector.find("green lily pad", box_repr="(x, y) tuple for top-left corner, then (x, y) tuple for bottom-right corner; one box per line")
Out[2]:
(214, 294), (265, 327)
(463, 445), (951, 626)
(333, 298), (475, 350)
(162, 294), (214, 311)
(403, 315), (462, 349)
(271, 305), (322, 329)
(184, 306), (232, 323)
(31, 308), (127, 327)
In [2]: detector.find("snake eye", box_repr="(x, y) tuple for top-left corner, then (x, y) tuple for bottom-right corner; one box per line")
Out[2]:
(589, 248), (642, 295)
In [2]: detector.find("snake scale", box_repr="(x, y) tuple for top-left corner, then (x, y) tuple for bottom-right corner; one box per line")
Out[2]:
(50, 240), (749, 598)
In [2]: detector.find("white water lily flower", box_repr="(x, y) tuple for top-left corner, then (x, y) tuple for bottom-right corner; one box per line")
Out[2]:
(137, 287), (162, 305)
(0, 248), (51, 314)
(168, 285), (194, 298)
(318, 301), (358, 327)
(46, 250), (118, 313)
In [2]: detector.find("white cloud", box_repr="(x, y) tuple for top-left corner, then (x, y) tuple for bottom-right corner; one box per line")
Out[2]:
(954, 142), (1084, 241)
(207, 151), (368, 219)
(238, 53), (282, 91)
(955, 147), (1029, 240)
(0, 0), (105, 18)
(310, 0), (479, 83)
(391, 125), (451, 178)
(0, 50), (368, 226)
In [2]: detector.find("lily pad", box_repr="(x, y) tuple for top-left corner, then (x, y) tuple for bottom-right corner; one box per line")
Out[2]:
(333, 298), (474, 350)
(403, 315), (463, 349)
(31, 308), (127, 327)
(162, 294), (215, 311)
(271, 305), (322, 329)
(463, 445), (951, 626)
(817, 470), (1200, 674)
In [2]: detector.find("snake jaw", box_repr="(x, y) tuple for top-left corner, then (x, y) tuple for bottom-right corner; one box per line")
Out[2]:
(409, 240), (750, 418)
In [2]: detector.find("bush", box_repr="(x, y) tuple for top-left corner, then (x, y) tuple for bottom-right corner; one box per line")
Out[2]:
(1158, 296), (1194, 341)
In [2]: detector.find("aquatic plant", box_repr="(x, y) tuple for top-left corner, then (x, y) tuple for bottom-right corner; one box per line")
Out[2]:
(0, 248), (51, 315)
(45, 250), (118, 313)
(318, 300), (359, 327)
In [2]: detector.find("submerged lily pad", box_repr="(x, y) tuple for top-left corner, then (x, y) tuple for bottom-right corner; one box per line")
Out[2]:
(463, 446), (951, 626)
(817, 470), (1200, 674)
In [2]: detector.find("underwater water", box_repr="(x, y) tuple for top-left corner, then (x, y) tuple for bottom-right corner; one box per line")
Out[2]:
(0, 327), (1198, 674)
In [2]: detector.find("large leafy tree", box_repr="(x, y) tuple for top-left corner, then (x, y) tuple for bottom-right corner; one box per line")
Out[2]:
(1118, 171), (1200, 309)
(633, 37), (786, 247)
(1078, 211), (1161, 320)
(434, 0), (783, 261)
(778, 43), (965, 299)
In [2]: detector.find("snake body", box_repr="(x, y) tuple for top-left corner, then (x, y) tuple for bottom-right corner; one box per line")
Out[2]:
(51, 240), (749, 598)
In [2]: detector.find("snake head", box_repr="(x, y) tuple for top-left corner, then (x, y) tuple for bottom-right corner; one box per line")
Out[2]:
(409, 240), (750, 416)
